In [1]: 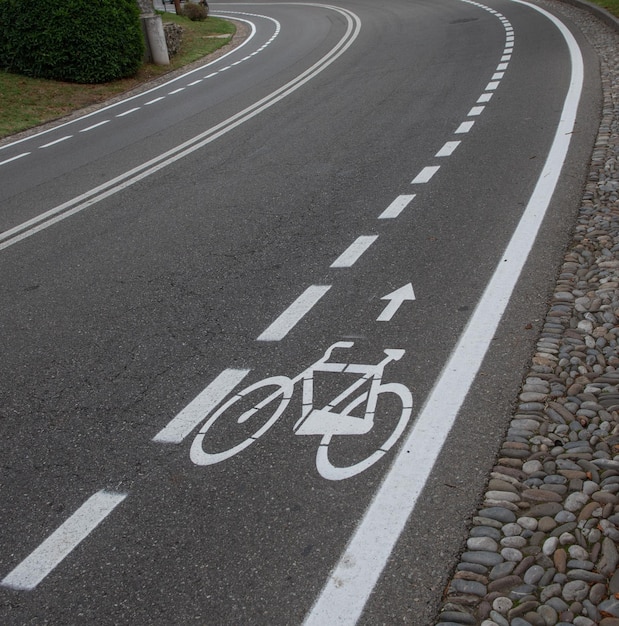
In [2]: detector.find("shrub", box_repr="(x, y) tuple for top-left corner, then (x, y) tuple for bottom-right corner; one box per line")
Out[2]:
(0, 0), (145, 83)
(182, 2), (208, 21)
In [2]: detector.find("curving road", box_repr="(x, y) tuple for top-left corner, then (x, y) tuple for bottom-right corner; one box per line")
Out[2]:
(0, 0), (602, 623)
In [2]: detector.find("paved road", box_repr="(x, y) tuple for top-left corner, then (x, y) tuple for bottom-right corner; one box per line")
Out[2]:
(0, 0), (601, 623)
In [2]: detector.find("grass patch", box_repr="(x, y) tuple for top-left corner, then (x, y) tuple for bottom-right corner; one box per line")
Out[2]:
(0, 14), (235, 139)
(589, 0), (619, 17)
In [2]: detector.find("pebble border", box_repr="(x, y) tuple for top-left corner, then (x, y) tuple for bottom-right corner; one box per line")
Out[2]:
(436, 1), (619, 625)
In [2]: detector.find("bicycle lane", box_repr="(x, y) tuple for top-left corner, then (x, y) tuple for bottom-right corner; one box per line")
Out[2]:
(0, 0), (600, 623)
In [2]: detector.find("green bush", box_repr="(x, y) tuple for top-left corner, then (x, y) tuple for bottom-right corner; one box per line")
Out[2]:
(0, 0), (145, 83)
(182, 2), (208, 22)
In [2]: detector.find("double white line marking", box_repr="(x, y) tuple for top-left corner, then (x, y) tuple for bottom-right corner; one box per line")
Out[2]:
(0, 5), (361, 253)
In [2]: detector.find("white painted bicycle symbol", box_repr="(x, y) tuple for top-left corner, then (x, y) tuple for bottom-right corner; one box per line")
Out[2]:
(190, 341), (413, 480)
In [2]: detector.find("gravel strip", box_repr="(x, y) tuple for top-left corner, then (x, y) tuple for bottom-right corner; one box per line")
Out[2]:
(436, 2), (619, 625)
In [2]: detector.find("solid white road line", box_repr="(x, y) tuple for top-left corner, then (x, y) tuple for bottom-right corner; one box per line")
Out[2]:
(153, 368), (251, 444)
(378, 194), (416, 219)
(330, 236), (377, 268)
(257, 285), (331, 342)
(304, 0), (583, 622)
(1, 491), (127, 591)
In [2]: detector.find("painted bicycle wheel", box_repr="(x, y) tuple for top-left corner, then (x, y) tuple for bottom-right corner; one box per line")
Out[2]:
(190, 376), (293, 465)
(315, 382), (413, 480)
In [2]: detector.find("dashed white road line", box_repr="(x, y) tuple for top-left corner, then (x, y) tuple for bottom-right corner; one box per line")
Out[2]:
(435, 140), (461, 157)
(80, 120), (110, 133)
(378, 194), (416, 219)
(153, 368), (251, 444)
(456, 120), (475, 133)
(411, 165), (440, 184)
(39, 136), (72, 149)
(116, 107), (140, 118)
(330, 235), (378, 268)
(0, 152), (30, 166)
(1, 491), (127, 591)
(257, 285), (332, 342)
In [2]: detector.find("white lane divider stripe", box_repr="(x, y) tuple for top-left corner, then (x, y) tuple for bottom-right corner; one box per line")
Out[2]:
(330, 236), (377, 268)
(435, 141), (461, 157)
(39, 136), (73, 149)
(0, 152), (30, 166)
(153, 369), (251, 443)
(477, 92), (493, 103)
(145, 96), (165, 106)
(378, 194), (416, 219)
(411, 165), (440, 184)
(456, 120), (475, 134)
(468, 106), (485, 116)
(79, 120), (110, 133)
(257, 285), (331, 342)
(1, 491), (127, 591)
(486, 81), (500, 90)
(116, 107), (141, 118)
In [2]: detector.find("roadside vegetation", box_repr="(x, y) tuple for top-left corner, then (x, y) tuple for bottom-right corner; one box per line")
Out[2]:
(0, 13), (235, 139)
(591, 0), (619, 17)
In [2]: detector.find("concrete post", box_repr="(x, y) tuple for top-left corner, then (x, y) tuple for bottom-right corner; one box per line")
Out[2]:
(137, 0), (170, 66)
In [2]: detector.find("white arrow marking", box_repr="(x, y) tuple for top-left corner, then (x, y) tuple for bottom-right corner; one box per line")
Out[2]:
(376, 283), (416, 322)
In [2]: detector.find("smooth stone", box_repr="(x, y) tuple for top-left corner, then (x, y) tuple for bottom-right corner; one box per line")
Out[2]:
(479, 507), (517, 524)
(492, 596), (513, 613)
(487, 575), (523, 592)
(538, 516), (557, 532)
(501, 536), (527, 549)
(543, 536), (559, 556)
(546, 596), (569, 612)
(523, 564), (544, 585)
(540, 583), (561, 603)
(537, 604), (559, 626)
(438, 612), (477, 625)
(501, 547), (523, 562)
(528, 503), (563, 517)
(503, 522), (523, 537)
(565, 492), (589, 512)
(567, 545), (589, 560)
(590, 581), (608, 603)
(555, 510), (576, 523)
(449, 579), (487, 597)
(599, 598), (619, 618)
(567, 568), (606, 583)
(470, 526), (502, 541)
(554, 549), (567, 573)
(489, 561), (516, 580)
(562, 580), (589, 602)
(489, 610), (510, 626)
(468, 537), (499, 552)
(462, 551), (504, 567)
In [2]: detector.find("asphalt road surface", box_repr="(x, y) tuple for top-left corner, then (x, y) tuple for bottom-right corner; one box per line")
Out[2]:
(0, 0), (602, 623)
